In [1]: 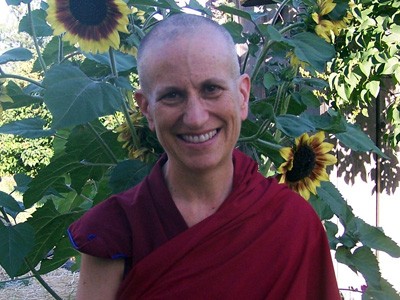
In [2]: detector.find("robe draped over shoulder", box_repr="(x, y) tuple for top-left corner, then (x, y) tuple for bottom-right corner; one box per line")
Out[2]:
(68, 150), (340, 300)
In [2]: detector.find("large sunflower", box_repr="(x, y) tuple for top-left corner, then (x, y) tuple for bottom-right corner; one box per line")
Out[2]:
(46, 0), (131, 53)
(277, 131), (337, 200)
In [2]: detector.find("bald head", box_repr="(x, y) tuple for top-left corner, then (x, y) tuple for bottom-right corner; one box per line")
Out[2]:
(137, 14), (240, 91)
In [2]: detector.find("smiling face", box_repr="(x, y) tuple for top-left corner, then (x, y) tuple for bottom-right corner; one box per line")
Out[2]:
(135, 27), (250, 174)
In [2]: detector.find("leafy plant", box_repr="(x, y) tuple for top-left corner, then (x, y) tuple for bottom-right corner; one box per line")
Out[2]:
(0, 0), (399, 299)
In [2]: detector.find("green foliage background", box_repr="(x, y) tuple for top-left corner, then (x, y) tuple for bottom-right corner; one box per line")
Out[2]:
(0, 0), (399, 299)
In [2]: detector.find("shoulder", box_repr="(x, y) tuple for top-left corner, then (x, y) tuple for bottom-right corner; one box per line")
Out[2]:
(263, 177), (323, 228)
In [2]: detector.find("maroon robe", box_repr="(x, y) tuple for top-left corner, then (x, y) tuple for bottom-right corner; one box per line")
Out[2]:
(68, 150), (340, 299)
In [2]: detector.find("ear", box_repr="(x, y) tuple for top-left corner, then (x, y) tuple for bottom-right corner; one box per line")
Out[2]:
(135, 90), (155, 131)
(238, 74), (251, 121)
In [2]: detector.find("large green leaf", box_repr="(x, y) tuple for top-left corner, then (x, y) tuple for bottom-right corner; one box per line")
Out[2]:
(16, 201), (80, 276)
(65, 122), (125, 193)
(0, 222), (35, 277)
(19, 9), (53, 37)
(317, 181), (355, 226)
(336, 246), (382, 289)
(43, 64), (122, 129)
(0, 118), (55, 138)
(286, 32), (335, 72)
(354, 217), (400, 258)
(23, 155), (82, 208)
(0, 47), (32, 64)
(335, 122), (389, 158)
(84, 51), (137, 72)
(275, 114), (315, 137)
(38, 236), (78, 274)
(109, 159), (152, 194)
(303, 111), (347, 133)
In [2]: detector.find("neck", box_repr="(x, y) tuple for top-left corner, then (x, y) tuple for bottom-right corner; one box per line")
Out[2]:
(163, 158), (234, 226)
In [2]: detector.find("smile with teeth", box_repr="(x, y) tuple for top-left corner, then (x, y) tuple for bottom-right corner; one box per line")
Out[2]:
(180, 129), (218, 144)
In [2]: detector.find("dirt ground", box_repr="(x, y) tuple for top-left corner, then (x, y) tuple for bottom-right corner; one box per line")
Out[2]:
(0, 267), (78, 300)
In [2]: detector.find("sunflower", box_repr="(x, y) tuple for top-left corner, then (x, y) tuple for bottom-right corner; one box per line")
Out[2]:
(116, 110), (160, 162)
(311, 0), (350, 43)
(46, 0), (131, 53)
(277, 131), (337, 200)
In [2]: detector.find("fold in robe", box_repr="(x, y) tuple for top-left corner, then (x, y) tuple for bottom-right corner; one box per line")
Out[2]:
(69, 150), (340, 300)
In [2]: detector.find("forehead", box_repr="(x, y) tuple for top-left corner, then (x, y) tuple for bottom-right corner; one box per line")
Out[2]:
(139, 31), (237, 86)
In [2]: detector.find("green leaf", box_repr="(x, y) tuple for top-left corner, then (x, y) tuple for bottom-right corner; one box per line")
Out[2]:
(263, 73), (278, 89)
(353, 217), (400, 257)
(2, 81), (43, 110)
(366, 80), (380, 98)
(258, 24), (283, 42)
(23, 155), (82, 208)
(38, 236), (78, 274)
(363, 278), (400, 300)
(335, 122), (389, 158)
(18, 201), (80, 276)
(13, 173), (32, 194)
(286, 32), (335, 72)
(84, 51), (137, 72)
(317, 181), (355, 226)
(19, 9), (53, 37)
(309, 194), (334, 221)
(0, 118), (55, 138)
(0, 47), (32, 64)
(275, 114), (315, 137)
(109, 159), (152, 194)
(222, 22), (246, 44)
(0, 223), (35, 277)
(65, 122), (125, 193)
(43, 64), (122, 129)
(216, 5), (265, 22)
(351, 246), (381, 289)
(359, 60), (373, 77)
(0, 191), (23, 213)
(303, 111), (347, 133)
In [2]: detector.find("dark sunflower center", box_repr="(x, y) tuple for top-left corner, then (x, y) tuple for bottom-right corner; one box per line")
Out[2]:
(69, 0), (108, 25)
(286, 145), (316, 182)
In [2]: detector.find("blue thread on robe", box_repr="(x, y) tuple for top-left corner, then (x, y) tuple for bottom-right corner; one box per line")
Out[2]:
(87, 233), (96, 241)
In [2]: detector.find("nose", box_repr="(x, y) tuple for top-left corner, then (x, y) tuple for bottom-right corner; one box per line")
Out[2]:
(183, 94), (209, 128)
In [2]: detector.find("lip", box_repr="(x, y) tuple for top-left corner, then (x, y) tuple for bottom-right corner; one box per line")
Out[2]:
(179, 129), (219, 144)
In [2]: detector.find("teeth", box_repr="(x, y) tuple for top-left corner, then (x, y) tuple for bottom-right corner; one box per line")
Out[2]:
(181, 130), (217, 144)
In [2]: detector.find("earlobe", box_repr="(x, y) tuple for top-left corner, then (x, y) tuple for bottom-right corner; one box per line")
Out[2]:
(135, 90), (155, 131)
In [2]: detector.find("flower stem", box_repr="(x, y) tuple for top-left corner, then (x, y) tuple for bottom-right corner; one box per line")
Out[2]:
(271, 0), (292, 25)
(0, 70), (44, 88)
(24, 259), (62, 300)
(27, 3), (47, 74)
(108, 48), (140, 148)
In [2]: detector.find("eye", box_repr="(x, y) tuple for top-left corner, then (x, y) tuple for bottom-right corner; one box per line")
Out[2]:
(158, 90), (184, 105)
(203, 84), (222, 97)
